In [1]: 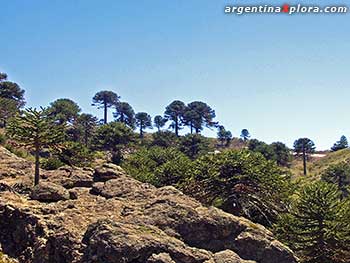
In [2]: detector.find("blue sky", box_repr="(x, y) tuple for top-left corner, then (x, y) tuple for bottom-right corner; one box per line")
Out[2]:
(1, 0), (349, 150)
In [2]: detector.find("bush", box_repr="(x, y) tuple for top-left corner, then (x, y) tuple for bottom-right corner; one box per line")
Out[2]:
(123, 147), (192, 187)
(57, 142), (94, 167)
(179, 134), (211, 159)
(0, 133), (6, 145)
(183, 149), (293, 226)
(151, 131), (179, 148)
(41, 157), (64, 170)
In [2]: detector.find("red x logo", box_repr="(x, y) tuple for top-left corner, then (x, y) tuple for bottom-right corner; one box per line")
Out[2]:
(282, 4), (290, 13)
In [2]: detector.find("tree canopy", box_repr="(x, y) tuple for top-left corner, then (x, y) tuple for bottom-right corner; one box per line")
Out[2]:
(92, 90), (120, 124)
(113, 101), (135, 128)
(164, 100), (186, 137)
(331, 135), (348, 152)
(47, 98), (81, 125)
(135, 112), (152, 138)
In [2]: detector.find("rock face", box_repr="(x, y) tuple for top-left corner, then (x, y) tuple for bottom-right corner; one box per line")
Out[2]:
(30, 182), (71, 202)
(0, 147), (298, 263)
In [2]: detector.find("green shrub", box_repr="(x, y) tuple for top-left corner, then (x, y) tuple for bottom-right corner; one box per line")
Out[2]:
(41, 157), (64, 170)
(57, 141), (94, 167)
(123, 147), (192, 187)
(0, 133), (6, 145)
(183, 149), (293, 226)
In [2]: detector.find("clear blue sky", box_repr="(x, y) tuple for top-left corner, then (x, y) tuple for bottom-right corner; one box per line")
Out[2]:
(1, 0), (349, 150)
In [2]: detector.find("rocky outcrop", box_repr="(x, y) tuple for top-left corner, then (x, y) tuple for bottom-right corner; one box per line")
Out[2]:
(93, 163), (126, 182)
(30, 182), (70, 202)
(0, 148), (298, 263)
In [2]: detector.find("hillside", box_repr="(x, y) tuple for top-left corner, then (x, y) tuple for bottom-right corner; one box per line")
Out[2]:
(0, 146), (297, 263)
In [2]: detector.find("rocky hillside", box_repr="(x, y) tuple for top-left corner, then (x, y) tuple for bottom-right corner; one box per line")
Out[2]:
(0, 147), (298, 263)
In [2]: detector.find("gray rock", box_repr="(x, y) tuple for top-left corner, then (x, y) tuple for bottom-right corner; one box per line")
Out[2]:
(30, 182), (70, 202)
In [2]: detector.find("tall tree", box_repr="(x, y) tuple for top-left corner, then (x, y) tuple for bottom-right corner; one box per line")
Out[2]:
(153, 115), (167, 131)
(0, 73), (25, 108)
(293, 138), (315, 175)
(164, 100), (186, 137)
(92, 91), (120, 124)
(271, 142), (292, 167)
(47, 98), (81, 125)
(6, 108), (64, 185)
(75, 113), (98, 147)
(135, 112), (152, 138)
(321, 162), (350, 199)
(217, 125), (233, 147)
(183, 101), (216, 133)
(331, 135), (348, 152)
(275, 181), (350, 263)
(240, 129), (250, 141)
(113, 102), (135, 128)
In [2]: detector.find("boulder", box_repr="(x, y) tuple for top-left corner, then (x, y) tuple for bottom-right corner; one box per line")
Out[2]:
(93, 163), (126, 182)
(30, 182), (70, 202)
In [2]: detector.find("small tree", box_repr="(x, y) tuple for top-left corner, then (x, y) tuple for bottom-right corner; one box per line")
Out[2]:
(217, 125), (232, 147)
(321, 162), (350, 199)
(240, 129), (250, 141)
(113, 101), (135, 128)
(153, 115), (167, 131)
(0, 73), (25, 108)
(275, 181), (350, 263)
(331, 135), (348, 152)
(6, 108), (64, 185)
(271, 142), (292, 167)
(293, 138), (315, 175)
(151, 131), (179, 148)
(92, 122), (136, 164)
(75, 113), (98, 147)
(179, 134), (211, 159)
(135, 112), (152, 138)
(92, 91), (120, 124)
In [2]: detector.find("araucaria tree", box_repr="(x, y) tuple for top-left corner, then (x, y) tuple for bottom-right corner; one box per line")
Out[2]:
(153, 115), (167, 131)
(164, 100), (186, 137)
(92, 90), (120, 124)
(331, 135), (348, 152)
(47, 98), (81, 125)
(321, 162), (350, 199)
(240, 129), (250, 141)
(0, 72), (25, 126)
(275, 181), (350, 263)
(183, 101), (216, 133)
(217, 125), (232, 147)
(293, 138), (315, 175)
(113, 101), (135, 128)
(135, 112), (152, 138)
(75, 113), (98, 147)
(6, 108), (64, 185)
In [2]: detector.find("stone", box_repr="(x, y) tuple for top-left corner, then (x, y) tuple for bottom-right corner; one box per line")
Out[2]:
(30, 182), (70, 202)
(93, 163), (127, 182)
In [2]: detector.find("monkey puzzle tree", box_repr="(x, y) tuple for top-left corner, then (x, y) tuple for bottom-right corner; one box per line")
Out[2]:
(6, 108), (64, 185)
(153, 115), (167, 131)
(164, 100), (186, 137)
(293, 138), (315, 175)
(47, 98), (81, 125)
(0, 73), (25, 108)
(113, 101), (135, 128)
(240, 129), (250, 141)
(275, 181), (350, 263)
(321, 162), (350, 199)
(217, 125), (232, 147)
(75, 113), (98, 147)
(135, 112), (152, 138)
(0, 98), (18, 127)
(331, 135), (348, 152)
(92, 121), (136, 164)
(183, 101), (216, 133)
(92, 90), (120, 124)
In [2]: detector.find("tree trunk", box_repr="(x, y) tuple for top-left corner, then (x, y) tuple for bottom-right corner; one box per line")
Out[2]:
(303, 145), (307, 175)
(190, 123), (193, 134)
(140, 120), (143, 138)
(104, 101), (107, 124)
(175, 117), (179, 137)
(34, 144), (40, 186)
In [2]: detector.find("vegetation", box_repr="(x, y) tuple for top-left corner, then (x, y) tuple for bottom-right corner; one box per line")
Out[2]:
(6, 108), (64, 185)
(331, 135), (348, 152)
(275, 181), (350, 263)
(2, 70), (350, 263)
(294, 138), (316, 175)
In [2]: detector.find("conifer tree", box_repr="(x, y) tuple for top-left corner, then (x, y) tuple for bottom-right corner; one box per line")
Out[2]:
(6, 108), (64, 185)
